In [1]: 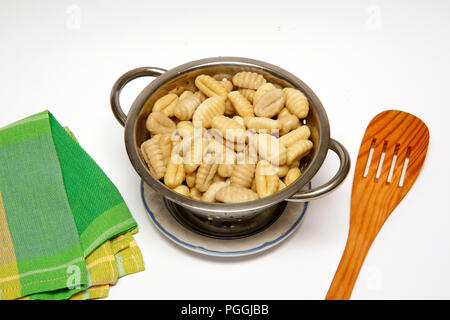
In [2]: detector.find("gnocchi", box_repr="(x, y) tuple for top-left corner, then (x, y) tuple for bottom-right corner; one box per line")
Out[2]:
(246, 117), (281, 133)
(174, 93), (202, 121)
(218, 163), (234, 178)
(254, 88), (285, 118)
(279, 125), (311, 147)
(253, 83), (276, 105)
(211, 115), (246, 143)
(238, 88), (255, 103)
(284, 167), (301, 186)
(192, 96), (226, 128)
(141, 135), (166, 179)
(278, 114), (300, 136)
(173, 185), (190, 197)
(255, 161), (280, 198)
(152, 93), (178, 117)
(146, 111), (176, 135)
(254, 133), (287, 166)
(283, 88), (309, 119)
(230, 162), (256, 189)
(228, 91), (254, 118)
(164, 158), (186, 189)
(195, 163), (219, 192)
(195, 74), (228, 98)
(190, 187), (202, 200)
(201, 181), (228, 202)
(215, 185), (259, 203)
(232, 71), (266, 90)
(286, 139), (313, 165)
(159, 133), (172, 166)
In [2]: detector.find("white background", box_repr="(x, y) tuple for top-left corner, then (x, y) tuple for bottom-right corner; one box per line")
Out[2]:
(1, 0), (449, 299)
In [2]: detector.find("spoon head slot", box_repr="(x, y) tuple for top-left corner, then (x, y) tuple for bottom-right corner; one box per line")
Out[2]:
(352, 110), (429, 214)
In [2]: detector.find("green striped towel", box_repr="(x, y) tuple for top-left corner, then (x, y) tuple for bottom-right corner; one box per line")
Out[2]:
(0, 111), (138, 299)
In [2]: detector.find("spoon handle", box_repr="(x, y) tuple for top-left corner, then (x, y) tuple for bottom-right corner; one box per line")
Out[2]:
(325, 229), (375, 300)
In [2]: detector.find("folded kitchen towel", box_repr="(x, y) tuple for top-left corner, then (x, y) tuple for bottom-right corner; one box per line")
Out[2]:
(69, 228), (144, 300)
(0, 111), (144, 300)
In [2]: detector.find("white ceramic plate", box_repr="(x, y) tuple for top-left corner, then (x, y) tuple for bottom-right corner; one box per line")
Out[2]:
(141, 181), (310, 257)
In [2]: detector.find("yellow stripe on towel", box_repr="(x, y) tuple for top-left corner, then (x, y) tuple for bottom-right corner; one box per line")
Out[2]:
(0, 191), (21, 300)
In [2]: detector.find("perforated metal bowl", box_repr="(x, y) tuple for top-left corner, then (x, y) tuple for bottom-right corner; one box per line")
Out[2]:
(110, 57), (350, 238)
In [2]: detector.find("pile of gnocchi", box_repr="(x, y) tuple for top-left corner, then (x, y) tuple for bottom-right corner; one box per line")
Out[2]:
(140, 71), (313, 203)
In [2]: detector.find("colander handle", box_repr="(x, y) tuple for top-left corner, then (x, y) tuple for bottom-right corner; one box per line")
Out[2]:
(110, 67), (167, 127)
(287, 138), (351, 202)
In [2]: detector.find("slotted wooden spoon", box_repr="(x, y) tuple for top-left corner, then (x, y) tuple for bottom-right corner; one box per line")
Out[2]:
(326, 110), (429, 300)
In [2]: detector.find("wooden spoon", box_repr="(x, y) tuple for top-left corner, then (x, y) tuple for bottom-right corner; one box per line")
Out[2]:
(326, 110), (429, 300)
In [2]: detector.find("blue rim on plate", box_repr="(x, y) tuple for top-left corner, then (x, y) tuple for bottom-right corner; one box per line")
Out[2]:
(141, 180), (310, 256)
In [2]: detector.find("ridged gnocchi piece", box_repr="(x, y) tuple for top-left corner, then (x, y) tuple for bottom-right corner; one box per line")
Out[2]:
(278, 179), (287, 191)
(224, 100), (235, 115)
(255, 161), (280, 198)
(284, 167), (301, 186)
(195, 74), (228, 98)
(174, 93), (202, 120)
(176, 121), (195, 135)
(173, 185), (190, 197)
(184, 163), (200, 174)
(152, 93), (178, 117)
(189, 187), (202, 200)
(213, 173), (226, 183)
(230, 162), (256, 188)
(201, 181), (228, 203)
(287, 140), (313, 165)
(141, 135), (166, 179)
(251, 178), (257, 192)
(277, 108), (291, 118)
(159, 133), (172, 166)
(232, 116), (245, 127)
(211, 115), (245, 132)
(254, 133), (287, 166)
(186, 171), (197, 188)
(283, 88), (309, 118)
(164, 158), (186, 189)
(254, 88), (285, 118)
(246, 117), (281, 133)
(221, 80), (234, 92)
(211, 115), (246, 143)
(216, 185), (259, 203)
(218, 163), (234, 178)
(192, 96), (226, 128)
(279, 125), (311, 147)
(228, 91), (254, 118)
(238, 88), (255, 103)
(194, 90), (207, 102)
(179, 90), (194, 100)
(278, 114), (300, 136)
(253, 83), (276, 105)
(275, 165), (290, 178)
(216, 147), (236, 178)
(232, 71), (266, 90)
(146, 111), (177, 135)
(195, 163), (219, 192)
